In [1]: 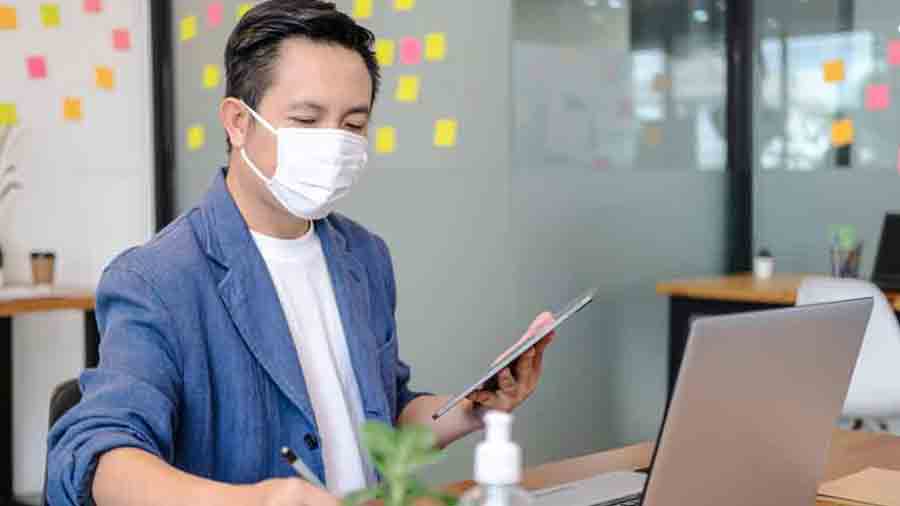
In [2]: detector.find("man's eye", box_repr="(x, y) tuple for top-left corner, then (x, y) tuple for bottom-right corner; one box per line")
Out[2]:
(346, 124), (365, 131)
(291, 117), (316, 125)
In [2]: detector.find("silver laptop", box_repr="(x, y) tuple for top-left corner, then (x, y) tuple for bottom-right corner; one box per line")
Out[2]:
(535, 298), (872, 506)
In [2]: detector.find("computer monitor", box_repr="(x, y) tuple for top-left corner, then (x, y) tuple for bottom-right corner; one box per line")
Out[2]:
(872, 213), (900, 291)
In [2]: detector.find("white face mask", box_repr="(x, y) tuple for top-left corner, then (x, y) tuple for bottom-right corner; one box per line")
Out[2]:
(239, 100), (369, 220)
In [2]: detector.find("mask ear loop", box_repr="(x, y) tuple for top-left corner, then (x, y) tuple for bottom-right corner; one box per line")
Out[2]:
(237, 99), (278, 183)
(239, 99), (278, 135)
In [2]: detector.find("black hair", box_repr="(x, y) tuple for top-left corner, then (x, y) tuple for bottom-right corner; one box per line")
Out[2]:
(224, 0), (380, 151)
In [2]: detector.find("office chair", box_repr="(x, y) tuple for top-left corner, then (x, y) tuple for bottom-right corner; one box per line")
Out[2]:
(796, 276), (900, 431)
(42, 378), (82, 506)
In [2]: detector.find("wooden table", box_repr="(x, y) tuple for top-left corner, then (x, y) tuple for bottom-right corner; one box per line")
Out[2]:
(0, 288), (96, 506)
(446, 430), (900, 505)
(656, 273), (900, 396)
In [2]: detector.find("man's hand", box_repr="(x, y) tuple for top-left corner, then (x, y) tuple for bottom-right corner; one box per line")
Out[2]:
(465, 311), (556, 413)
(255, 478), (340, 506)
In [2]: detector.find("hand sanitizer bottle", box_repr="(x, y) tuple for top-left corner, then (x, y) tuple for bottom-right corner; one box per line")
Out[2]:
(459, 411), (532, 506)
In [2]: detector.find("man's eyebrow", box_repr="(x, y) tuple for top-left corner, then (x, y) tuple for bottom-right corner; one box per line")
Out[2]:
(345, 104), (371, 116)
(285, 101), (370, 116)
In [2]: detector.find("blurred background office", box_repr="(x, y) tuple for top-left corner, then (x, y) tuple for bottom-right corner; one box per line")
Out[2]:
(2, 0), (900, 502)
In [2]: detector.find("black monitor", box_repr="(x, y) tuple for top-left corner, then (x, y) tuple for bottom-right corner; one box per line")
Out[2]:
(872, 213), (900, 291)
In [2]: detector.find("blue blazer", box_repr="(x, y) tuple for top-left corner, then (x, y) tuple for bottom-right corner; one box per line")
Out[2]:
(47, 170), (426, 505)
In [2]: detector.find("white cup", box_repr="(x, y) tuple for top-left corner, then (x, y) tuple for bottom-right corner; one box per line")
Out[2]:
(753, 256), (775, 279)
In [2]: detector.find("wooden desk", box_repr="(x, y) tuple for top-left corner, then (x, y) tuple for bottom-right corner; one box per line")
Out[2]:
(0, 288), (97, 506)
(446, 430), (900, 505)
(656, 273), (900, 396)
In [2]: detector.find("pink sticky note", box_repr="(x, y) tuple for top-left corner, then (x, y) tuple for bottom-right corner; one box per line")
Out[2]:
(866, 84), (890, 111)
(26, 56), (47, 79)
(207, 2), (224, 27)
(890, 40), (900, 66)
(399, 37), (422, 65)
(112, 28), (131, 50)
(84, 0), (102, 13)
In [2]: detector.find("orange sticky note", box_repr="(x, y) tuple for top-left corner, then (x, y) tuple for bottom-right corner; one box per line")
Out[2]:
(394, 0), (415, 11)
(831, 119), (854, 147)
(824, 59), (845, 83)
(63, 97), (82, 121)
(424, 32), (446, 62)
(236, 3), (252, 21)
(434, 118), (457, 147)
(644, 125), (663, 146)
(652, 73), (671, 92)
(187, 124), (205, 151)
(375, 39), (395, 67)
(181, 15), (197, 42)
(0, 5), (17, 29)
(375, 126), (396, 154)
(41, 4), (60, 27)
(395, 75), (419, 103)
(865, 84), (890, 111)
(0, 103), (17, 126)
(352, 0), (372, 19)
(95, 66), (114, 90)
(203, 64), (220, 88)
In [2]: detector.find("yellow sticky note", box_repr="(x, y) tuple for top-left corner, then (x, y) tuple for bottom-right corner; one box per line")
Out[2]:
(0, 103), (17, 126)
(434, 118), (457, 147)
(375, 39), (395, 67)
(187, 124), (205, 151)
(63, 97), (82, 121)
(831, 119), (854, 147)
(0, 6), (17, 29)
(424, 32), (447, 62)
(41, 4), (60, 27)
(644, 125), (662, 146)
(352, 0), (372, 19)
(394, 0), (415, 11)
(824, 59), (845, 83)
(95, 66), (114, 90)
(203, 64), (220, 88)
(375, 127), (396, 154)
(395, 75), (420, 103)
(181, 15), (197, 42)
(236, 3), (252, 21)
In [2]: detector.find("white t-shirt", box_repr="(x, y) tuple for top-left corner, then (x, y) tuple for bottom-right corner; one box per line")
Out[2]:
(251, 223), (373, 496)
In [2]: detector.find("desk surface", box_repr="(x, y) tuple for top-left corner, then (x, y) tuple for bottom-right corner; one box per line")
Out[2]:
(446, 430), (900, 505)
(657, 273), (900, 311)
(0, 286), (95, 317)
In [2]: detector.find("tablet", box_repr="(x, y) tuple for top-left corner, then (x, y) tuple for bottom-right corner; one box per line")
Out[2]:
(431, 288), (597, 420)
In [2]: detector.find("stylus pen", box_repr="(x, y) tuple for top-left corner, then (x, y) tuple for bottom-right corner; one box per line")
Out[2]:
(280, 446), (325, 488)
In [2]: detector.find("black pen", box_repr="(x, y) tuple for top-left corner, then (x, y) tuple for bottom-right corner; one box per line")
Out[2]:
(280, 446), (325, 488)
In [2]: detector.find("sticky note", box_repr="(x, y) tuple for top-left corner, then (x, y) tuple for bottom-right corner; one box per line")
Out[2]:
(865, 84), (890, 111)
(375, 39), (395, 67)
(375, 127), (396, 154)
(644, 125), (662, 146)
(890, 40), (900, 66)
(0, 6), (17, 29)
(181, 15), (198, 42)
(187, 124), (205, 151)
(63, 97), (82, 122)
(236, 3), (252, 21)
(399, 37), (422, 65)
(424, 33), (447, 62)
(395, 75), (420, 103)
(83, 0), (101, 13)
(203, 64), (220, 88)
(394, 0), (415, 11)
(823, 59), (845, 83)
(207, 2), (223, 27)
(41, 4), (60, 28)
(652, 73), (671, 92)
(352, 0), (372, 19)
(27, 56), (47, 79)
(0, 103), (17, 126)
(112, 28), (131, 50)
(95, 66), (114, 90)
(831, 119), (854, 147)
(434, 118), (457, 147)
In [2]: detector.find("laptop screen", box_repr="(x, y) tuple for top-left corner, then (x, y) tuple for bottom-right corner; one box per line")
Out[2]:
(873, 213), (900, 281)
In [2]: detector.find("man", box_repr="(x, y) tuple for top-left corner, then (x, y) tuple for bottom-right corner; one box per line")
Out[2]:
(47, 2), (554, 505)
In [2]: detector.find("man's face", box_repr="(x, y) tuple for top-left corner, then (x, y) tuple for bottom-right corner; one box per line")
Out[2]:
(241, 38), (373, 179)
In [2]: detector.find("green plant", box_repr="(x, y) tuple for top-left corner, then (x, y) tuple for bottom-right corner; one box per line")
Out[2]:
(344, 422), (458, 506)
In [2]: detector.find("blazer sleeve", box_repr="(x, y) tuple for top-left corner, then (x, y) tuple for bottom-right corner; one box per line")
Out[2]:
(46, 266), (184, 505)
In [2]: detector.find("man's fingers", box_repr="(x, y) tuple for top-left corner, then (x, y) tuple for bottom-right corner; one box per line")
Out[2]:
(499, 367), (517, 394)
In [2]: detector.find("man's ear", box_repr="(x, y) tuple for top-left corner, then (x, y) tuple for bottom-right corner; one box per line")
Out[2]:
(220, 97), (251, 149)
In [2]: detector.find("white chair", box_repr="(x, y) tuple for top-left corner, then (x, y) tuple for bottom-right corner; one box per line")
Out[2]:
(796, 276), (900, 431)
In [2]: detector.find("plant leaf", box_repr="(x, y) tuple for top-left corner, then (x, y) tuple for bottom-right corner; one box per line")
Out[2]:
(362, 421), (398, 461)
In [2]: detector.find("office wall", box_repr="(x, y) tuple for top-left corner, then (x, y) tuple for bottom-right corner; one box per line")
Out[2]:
(0, 1), (155, 495)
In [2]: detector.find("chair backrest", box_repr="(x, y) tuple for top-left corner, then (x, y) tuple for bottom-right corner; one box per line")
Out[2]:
(796, 276), (900, 418)
(42, 379), (81, 506)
